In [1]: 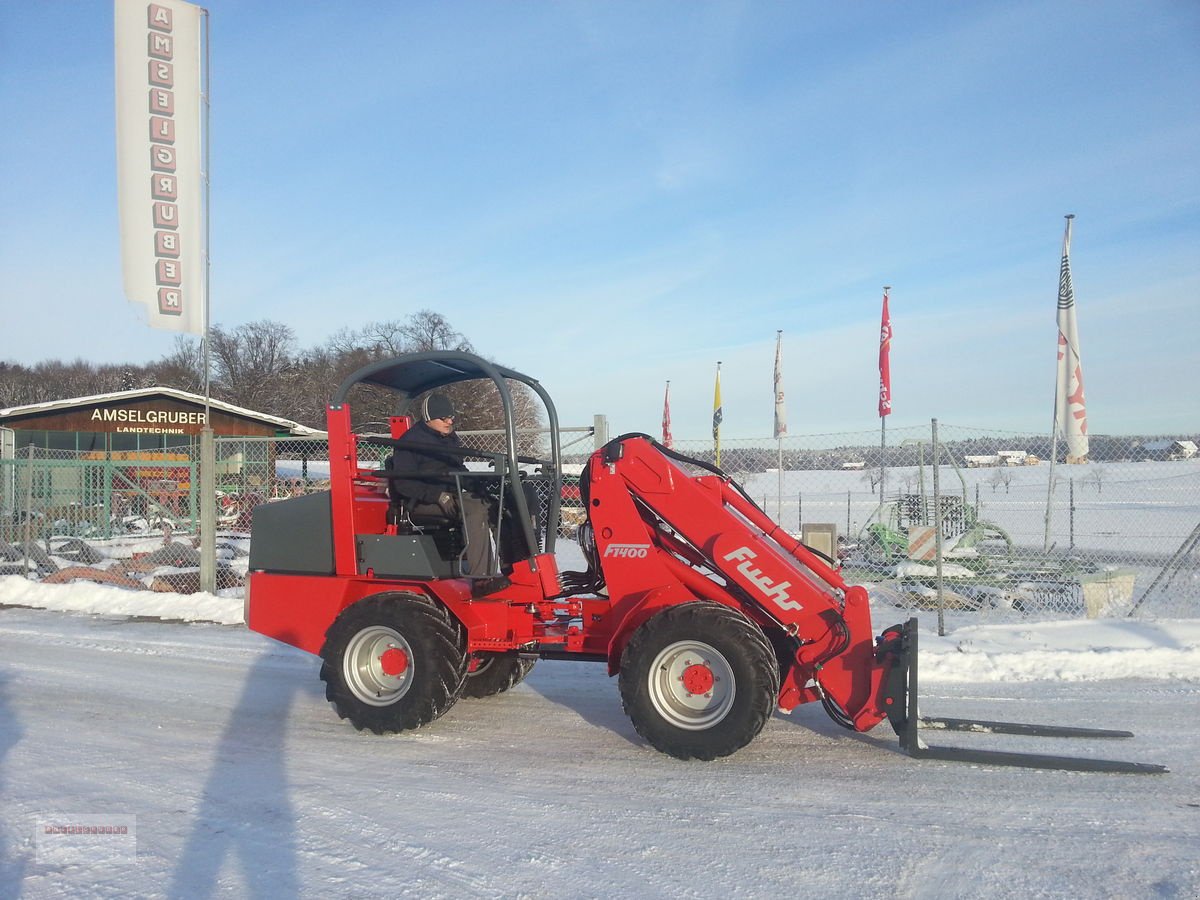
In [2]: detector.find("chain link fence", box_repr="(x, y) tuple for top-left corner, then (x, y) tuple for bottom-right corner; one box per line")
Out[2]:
(0, 424), (603, 591)
(673, 421), (1199, 623)
(4, 422), (1196, 621)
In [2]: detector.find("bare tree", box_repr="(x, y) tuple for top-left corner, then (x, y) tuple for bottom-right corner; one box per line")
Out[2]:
(151, 336), (206, 394)
(3, 310), (543, 439)
(398, 310), (472, 353)
(861, 470), (882, 495)
(989, 468), (1013, 494)
(209, 320), (297, 410)
(0, 362), (35, 408)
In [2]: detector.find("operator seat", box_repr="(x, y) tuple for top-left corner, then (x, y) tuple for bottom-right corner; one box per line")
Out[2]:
(382, 454), (456, 533)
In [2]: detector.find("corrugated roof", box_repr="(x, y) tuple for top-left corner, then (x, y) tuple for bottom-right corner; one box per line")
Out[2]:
(0, 387), (322, 436)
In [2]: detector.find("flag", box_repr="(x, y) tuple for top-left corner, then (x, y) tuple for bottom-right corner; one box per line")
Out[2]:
(878, 289), (893, 418)
(1054, 215), (1088, 461)
(661, 381), (674, 449)
(773, 330), (787, 439)
(712, 362), (723, 467)
(114, 0), (205, 334)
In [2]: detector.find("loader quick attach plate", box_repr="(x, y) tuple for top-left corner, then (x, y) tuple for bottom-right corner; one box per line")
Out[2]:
(881, 618), (1167, 775)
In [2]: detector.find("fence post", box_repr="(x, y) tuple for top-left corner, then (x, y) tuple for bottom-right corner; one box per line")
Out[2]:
(932, 418), (946, 637)
(797, 491), (802, 531)
(1069, 477), (1075, 550)
(102, 453), (114, 539)
(22, 444), (35, 578)
(199, 428), (216, 594)
(592, 415), (609, 451)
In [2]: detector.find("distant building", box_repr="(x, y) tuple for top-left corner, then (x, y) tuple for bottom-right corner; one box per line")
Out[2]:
(964, 454), (999, 468)
(1137, 439), (1199, 461)
(0, 387), (318, 452)
(0, 388), (320, 526)
(965, 450), (1037, 468)
(840, 460), (865, 470)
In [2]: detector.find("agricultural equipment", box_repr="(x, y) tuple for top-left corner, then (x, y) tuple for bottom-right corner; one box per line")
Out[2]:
(860, 492), (1014, 569)
(247, 351), (1164, 773)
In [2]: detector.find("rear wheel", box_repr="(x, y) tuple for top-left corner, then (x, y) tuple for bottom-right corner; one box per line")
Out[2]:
(320, 592), (467, 734)
(618, 601), (779, 760)
(462, 652), (536, 699)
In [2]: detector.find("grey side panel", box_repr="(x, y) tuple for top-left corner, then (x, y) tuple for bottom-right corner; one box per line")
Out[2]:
(357, 534), (456, 579)
(248, 491), (335, 575)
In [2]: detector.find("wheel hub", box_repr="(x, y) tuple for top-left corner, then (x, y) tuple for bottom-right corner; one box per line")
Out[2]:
(648, 640), (736, 731)
(681, 663), (714, 696)
(380, 647), (409, 676)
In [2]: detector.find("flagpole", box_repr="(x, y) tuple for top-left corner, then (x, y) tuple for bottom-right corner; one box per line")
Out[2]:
(198, 8), (216, 594)
(662, 379), (672, 449)
(713, 361), (722, 468)
(880, 287), (891, 503)
(1043, 215), (1074, 553)
(774, 330), (785, 523)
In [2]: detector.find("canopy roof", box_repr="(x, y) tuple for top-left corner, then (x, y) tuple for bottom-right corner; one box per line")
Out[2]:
(331, 351), (540, 406)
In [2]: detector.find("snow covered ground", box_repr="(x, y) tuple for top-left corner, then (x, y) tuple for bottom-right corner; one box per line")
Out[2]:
(2, 517), (1200, 899)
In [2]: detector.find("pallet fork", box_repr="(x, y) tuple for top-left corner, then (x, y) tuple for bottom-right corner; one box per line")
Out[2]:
(879, 619), (1167, 774)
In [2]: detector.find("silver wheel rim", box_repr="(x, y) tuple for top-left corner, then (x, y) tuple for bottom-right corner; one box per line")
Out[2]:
(343, 625), (414, 707)
(647, 640), (736, 731)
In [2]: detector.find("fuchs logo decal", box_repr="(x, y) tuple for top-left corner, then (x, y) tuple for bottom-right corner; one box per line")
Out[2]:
(603, 543), (650, 559)
(722, 546), (801, 611)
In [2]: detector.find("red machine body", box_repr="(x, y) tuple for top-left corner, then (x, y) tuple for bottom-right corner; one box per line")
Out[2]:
(250, 423), (895, 735)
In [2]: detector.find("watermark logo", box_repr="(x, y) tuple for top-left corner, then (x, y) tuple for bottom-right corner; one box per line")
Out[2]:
(36, 815), (137, 866)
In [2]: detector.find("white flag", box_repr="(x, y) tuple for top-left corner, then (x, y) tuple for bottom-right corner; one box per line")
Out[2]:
(1054, 216), (1088, 461)
(773, 330), (787, 439)
(115, 0), (204, 334)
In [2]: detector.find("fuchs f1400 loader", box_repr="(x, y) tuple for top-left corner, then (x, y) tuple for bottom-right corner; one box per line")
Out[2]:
(246, 351), (1164, 774)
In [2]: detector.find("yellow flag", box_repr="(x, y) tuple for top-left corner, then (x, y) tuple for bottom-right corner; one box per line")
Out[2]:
(712, 362), (723, 466)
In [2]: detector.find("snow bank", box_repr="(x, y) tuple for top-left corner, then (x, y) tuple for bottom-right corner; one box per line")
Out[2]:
(918, 618), (1200, 683)
(0, 575), (244, 625)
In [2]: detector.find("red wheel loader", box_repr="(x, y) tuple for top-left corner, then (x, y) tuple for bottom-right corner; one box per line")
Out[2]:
(247, 352), (1164, 773)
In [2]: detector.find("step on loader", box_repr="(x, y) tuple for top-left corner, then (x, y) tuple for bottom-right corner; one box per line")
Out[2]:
(246, 351), (1165, 773)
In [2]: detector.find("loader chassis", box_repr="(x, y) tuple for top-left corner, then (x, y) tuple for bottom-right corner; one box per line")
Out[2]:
(247, 352), (1164, 772)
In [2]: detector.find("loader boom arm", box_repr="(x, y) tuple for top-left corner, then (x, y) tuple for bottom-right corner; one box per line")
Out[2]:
(587, 435), (894, 731)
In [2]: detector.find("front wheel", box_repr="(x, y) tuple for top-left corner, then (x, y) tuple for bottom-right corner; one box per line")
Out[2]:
(618, 601), (779, 760)
(320, 592), (467, 734)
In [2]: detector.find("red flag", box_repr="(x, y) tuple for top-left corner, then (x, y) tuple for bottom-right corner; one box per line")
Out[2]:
(878, 289), (893, 418)
(662, 381), (674, 448)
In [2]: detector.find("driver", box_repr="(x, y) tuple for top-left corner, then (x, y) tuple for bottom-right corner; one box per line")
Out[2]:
(386, 393), (507, 595)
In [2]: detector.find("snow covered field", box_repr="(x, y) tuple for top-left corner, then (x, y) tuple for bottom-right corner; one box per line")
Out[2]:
(1, 571), (1199, 898)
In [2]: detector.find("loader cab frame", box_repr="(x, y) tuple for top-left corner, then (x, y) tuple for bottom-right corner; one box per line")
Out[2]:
(327, 351), (562, 579)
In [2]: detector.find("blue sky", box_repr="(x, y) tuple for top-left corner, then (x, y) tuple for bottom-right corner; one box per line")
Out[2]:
(2, 1), (1197, 439)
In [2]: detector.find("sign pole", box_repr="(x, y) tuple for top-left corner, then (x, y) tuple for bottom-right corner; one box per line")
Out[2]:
(198, 8), (216, 594)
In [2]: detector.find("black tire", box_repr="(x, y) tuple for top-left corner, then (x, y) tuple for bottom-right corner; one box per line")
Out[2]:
(618, 601), (780, 761)
(462, 652), (537, 699)
(320, 592), (467, 734)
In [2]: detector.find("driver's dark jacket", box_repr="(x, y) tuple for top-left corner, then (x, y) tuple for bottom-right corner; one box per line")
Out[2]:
(386, 421), (467, 505)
